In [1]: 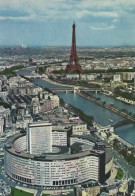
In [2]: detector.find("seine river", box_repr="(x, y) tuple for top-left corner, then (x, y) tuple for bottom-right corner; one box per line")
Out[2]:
(32, 78), (135, 145)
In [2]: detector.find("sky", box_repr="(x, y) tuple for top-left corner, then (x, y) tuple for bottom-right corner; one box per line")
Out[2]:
(0, 0), (135, 47)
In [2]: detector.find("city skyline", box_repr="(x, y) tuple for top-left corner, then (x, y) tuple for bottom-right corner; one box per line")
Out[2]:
(0, 0), (135, 47)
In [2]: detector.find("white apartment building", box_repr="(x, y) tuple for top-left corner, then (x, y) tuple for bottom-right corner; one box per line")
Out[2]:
(113, 74), (121, 82)
(72, 123), (87, 135)
(27, 122), (52, 155)
(52, 130), (68, 146)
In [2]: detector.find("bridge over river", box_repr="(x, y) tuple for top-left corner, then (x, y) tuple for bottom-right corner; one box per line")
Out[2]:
(50, 87), (101, 93)
(114, 119), (133, 128)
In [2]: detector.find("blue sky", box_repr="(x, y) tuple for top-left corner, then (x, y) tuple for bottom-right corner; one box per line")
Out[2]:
(0, 0), (135, 47)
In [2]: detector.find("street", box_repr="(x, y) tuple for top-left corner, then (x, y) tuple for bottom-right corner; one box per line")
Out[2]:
(113, 149), (135, 179)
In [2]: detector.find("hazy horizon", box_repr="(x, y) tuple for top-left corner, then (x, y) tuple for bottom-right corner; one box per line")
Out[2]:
(1, 44), (135, 48)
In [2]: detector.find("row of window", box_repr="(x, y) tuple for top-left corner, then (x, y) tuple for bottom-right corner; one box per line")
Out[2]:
(12, 173), (32, 184)
(53, 179), (76, 186)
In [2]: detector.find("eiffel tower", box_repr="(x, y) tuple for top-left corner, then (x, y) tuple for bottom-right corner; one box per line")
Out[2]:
(66, 23), (83, 74)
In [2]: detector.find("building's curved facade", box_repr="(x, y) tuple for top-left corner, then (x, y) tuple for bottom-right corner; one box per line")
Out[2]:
(4, 133), (113, 187)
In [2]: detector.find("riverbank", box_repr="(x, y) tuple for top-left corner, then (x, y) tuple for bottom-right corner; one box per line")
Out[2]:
(102, 91), (135, 106)
(69, 104), (93, 126)
(93, 121), (135, 148)
(43, 73), (135, 106)
(116, 96), (135, 105)
(43, 76), (135, 108)
(42, 76), (101, 90)
(42, 76), (74, 88)
(0, 65), (24, 76)
(77, 91), (135, 122)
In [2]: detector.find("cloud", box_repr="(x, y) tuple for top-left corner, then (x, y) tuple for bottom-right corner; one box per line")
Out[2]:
(0, 9), (32, 21)
(0, 0), (120, 21)
(0, 10), (29, 17)
(0, 0), (134, 33)
(0, 15), (34, 21)
(91, 25), (115, 30)
(76, 10), (118, 19)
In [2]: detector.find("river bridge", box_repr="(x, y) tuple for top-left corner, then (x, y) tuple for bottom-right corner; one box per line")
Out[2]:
(50, 87), (101, 93)
(24, 76), (101, 93)
(25, 75), (43, 78)
(114, 119), (133, 128)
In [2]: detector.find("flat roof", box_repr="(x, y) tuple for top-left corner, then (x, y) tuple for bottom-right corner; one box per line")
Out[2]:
(5, 133), (112, 163)
(70, 134), (97, 143)
(28, 121), (52, 127)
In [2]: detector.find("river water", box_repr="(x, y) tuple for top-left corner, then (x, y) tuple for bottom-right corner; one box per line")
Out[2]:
(89, 92), (135, 114)
(32, 78), (135, 145)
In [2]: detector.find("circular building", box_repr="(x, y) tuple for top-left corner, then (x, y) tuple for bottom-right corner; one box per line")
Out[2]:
(4, 122), (113, 187)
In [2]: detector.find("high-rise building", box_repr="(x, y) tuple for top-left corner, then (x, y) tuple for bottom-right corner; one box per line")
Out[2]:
(0, 116), (4, 136)
(27, 121), (52, 155)
(66, 23), (83, 74)
(0, 80), (2, 91)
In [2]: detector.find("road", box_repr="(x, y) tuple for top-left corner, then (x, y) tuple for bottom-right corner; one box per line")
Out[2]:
(0, 159), (16, 187)
(36, 188), (42, 196)
(0, 159), (37, 193)
(113, 149), (135, 179)
(0, 158), (74, 195)
(1, 149), (135, 192)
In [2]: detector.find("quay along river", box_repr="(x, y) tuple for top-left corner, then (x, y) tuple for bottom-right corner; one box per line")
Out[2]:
(32, 78), (135, 145)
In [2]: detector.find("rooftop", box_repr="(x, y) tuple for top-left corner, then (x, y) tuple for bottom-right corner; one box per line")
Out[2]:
(5, 133), (112, 162)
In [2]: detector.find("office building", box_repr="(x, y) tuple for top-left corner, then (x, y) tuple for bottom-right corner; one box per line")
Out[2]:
(27, 122), (52, 155)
